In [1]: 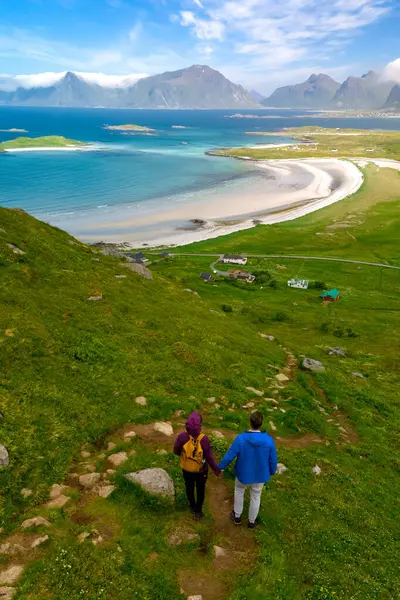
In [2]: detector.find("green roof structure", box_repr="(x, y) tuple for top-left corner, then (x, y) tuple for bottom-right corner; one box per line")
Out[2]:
(320, 288), (341, 300)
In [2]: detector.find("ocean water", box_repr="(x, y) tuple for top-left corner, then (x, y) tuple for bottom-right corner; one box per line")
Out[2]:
(0, 106), (399, 244)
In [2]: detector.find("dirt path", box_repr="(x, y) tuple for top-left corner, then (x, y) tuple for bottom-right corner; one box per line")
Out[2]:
(129, 423), (258, 600)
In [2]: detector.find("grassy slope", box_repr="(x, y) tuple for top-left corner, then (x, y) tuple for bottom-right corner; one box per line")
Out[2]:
(216, 127), (400, 161)
(0, 136), (84, 150)
(0, 164), (400, 599)
(151, 165), (400, 600)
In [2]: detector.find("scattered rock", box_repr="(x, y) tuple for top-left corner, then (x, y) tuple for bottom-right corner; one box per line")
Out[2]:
(122, 262), (153, 280)
(0, 228), (6, 233)
(21, 488), (32, 498)
(0, 543), (25, 556)
(6, 244), (24, 255)
(124, 430), (137, 440)
(125, 468), (175, 500)
(81, 451), (91, 458)
(338, 426), (347, 434)
(107, 442), (116, 451)
(0, 529), (3, 535)
(168, 529), (200, 546)
(21, 516), (51, 529)
(265, 397), (279, 405)
(108, 451), (128, 467)
(207, 397), (216, 404)
(78, 532), (90, 543)
(211, 430), (224, 439)
(312, 465), (322, 476)
(95, 485), (115, 498)
(153, 422), (174, 436)
(92, 535), (104, 546)
(276, 463), (287, 475)
(87, 295), (103, 301)
(0, 566), (23, 585)
(31, 535), (49, 549)
(246, 387), (263, 397)
(187, 596), (202, 600)
(129, 449), (137, 456)
(84, 464), (96, 473)
(106, 469), (116, 475)
(352, 372), (365, 379)
(115, 275), (126, 279)
(135, 396), (147, 406)
(258, 333), (275, 341)
(327, 346), (346, 357)
(49, 484), (66, 500)
(242, 402), (255, 409)
(276, 264), (287, 270)
(79, 473), (101, 489)
(156, 449), (168, 455)
(269, 421), (277, 431)
(47, 495), (70, 509)
(0, 587), (16, 599)
(302, 358), (325, 372)
(214, 546), (226, 558)
(0, 445), (9, 468)
(275, 373), (289, 383)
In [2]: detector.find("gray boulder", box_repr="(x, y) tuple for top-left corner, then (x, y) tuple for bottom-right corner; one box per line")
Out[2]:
(352, 372), (365, 379)
(122, 262), (153, 280)
(125, 468), (175, 500)
(327, 347), (346, 357)
(302, 358), (325, 372)
(0, 445), (9, 468)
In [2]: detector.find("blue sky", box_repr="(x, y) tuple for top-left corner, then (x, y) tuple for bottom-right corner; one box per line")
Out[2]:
(0, 0), (399, 93)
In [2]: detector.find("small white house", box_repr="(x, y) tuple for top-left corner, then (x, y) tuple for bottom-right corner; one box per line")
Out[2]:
(222, 254), (247, 265)
(288, 278), (309, 289)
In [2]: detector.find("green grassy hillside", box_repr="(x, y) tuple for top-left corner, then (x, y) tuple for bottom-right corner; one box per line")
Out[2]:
(0, 136), (85, 150)
(1, 161), (400, 600)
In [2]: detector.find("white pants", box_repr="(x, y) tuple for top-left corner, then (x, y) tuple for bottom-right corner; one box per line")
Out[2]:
(234, 479), (264, 523)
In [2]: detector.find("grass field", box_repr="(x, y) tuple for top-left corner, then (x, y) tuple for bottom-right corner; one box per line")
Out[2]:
(215, 127), (400, 161)
(0, 136), (85, 150)
(0, 161), (400, 600)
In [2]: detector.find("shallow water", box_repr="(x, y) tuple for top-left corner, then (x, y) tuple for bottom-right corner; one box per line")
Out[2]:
(0, 107), (399, 244)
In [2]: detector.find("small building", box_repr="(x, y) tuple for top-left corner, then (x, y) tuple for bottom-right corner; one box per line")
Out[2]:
(200, 273), (212, 282)
(288, 278), (309, 289)
(229, 270), (255, 283)
(222, 254), (247, 266)
(320, 288), (341, 302)
(134, 252), (146, 261)
(160, 251), (169, 258)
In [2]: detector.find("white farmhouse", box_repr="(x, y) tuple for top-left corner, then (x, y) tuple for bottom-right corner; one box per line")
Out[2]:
(288, 278), (309, 289)
(222, 254), (247, 265)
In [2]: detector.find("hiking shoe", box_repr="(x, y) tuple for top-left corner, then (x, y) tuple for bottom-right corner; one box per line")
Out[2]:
(248, 521), (256, 529)
(230, 511), (242, 525)
(194, 511), (204, 520)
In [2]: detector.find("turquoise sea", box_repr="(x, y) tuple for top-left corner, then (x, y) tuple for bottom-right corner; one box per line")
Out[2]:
(0, 107), (399, 244)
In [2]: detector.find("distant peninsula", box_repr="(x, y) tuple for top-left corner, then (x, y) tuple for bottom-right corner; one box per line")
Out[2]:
(0, 135), (87, 153)
(103, 124), (156, 132)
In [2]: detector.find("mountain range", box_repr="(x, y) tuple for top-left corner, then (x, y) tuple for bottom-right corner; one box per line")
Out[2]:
(0, 65), (256, 109)
(0, 64), (399, 110)
(262, 70), (398, 110)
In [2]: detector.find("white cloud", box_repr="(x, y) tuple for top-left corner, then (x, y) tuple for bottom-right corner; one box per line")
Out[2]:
(196, 44), (214, 56)
(193, 0), (204, 7)
(180, 11), (224, 40)
(0, 71), (148, 91)
(382, 58), (400, 83)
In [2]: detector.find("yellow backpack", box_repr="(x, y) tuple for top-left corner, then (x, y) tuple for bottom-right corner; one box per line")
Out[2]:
(180, 434), (205, 472)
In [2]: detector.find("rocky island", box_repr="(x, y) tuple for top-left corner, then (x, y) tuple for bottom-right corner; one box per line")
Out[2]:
(0, 135), (87, 153)
(0, 128), (29, 133)
(103, 124), (156, 133)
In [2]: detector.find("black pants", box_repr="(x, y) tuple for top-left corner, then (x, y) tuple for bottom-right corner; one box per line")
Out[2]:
(182, 469), (208, 512)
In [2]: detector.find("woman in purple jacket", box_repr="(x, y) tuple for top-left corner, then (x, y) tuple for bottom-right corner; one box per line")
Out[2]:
(174, 412), (221, 519)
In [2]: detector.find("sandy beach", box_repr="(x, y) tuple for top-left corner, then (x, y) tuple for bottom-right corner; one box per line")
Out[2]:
(71, 157), (366, 247)
(4, 144), (101, 153)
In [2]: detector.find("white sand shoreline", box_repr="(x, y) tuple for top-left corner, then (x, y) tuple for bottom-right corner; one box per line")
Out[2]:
(73, 157), (368, 248)
(5, 144), (102, 153)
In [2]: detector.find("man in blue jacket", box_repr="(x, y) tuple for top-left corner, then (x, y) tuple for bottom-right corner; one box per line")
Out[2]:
(218, 411), (277, 529)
